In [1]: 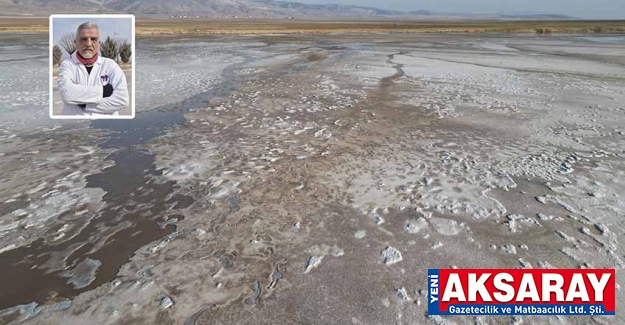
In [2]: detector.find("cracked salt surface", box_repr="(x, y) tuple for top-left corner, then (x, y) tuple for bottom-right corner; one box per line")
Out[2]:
(381, 246), (403, 265)
(2, 33), (625, 325)
(303, 255), (324, 274)
(135, 39), (245, 111)
(0, 35), (50, 130)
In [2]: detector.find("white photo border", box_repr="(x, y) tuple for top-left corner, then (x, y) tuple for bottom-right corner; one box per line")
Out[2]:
(49, 14), (136, 120)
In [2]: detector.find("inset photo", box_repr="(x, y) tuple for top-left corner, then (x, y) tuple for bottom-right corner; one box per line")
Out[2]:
(49, 14), (135, 119)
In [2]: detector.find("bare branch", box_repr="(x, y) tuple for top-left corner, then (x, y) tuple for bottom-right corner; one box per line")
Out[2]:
(59, 33), (76, 55)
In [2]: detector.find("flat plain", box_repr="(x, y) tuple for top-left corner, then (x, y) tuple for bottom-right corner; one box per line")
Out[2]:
(0, 23), (624, 325)
(2, 17), (625, 34)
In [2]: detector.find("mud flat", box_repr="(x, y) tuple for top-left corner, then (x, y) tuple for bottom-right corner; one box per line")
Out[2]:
(0, 33), (624, 324)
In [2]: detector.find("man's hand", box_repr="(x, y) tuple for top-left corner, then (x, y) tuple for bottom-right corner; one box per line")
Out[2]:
(103, 84), (114, 98)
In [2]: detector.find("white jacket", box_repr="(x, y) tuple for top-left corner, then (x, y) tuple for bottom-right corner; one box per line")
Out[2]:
(58, 53), (129, 116)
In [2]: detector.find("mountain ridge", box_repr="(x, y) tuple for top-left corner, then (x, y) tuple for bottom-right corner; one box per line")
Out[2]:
(0, 0), (577, 19)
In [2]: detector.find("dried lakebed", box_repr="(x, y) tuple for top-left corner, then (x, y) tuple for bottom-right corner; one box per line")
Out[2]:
(0, 33), (624, 324)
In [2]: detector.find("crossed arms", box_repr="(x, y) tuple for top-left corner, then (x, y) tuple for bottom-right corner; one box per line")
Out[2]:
(58, 61), (129, 114)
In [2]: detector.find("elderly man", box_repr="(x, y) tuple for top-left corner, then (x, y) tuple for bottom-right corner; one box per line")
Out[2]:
(58, 22), (129, 116)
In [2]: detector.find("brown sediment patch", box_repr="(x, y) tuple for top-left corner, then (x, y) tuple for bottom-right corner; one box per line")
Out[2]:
(306, 53), (324, 62)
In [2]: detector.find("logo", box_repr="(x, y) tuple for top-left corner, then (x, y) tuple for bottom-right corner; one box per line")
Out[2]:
(101, 75), (109, 82)
(428, 269), (615, 316)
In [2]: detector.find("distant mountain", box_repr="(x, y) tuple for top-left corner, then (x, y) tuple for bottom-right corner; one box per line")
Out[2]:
(406, 9), (576, 20)
(107, 0), (257, 16)
(1, 0), (403, 17)
(0, 0), (577, 19)
(252, 0), (403, 16)
(409, 10), (433, 16)
(497, 14), (576, 20)
(0, 0), (111, 13)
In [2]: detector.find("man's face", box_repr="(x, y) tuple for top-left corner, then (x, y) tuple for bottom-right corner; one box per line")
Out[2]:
(75, 28), (99, 59)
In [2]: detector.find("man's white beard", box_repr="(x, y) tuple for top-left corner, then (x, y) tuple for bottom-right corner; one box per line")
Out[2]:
(81, 50), (94, 59)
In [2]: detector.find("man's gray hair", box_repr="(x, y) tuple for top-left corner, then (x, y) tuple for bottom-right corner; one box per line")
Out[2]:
(76, 22), (99, 36)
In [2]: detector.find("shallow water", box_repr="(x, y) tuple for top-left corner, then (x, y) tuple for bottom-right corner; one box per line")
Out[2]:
(575, 35), (625, 43)
(0, 32), (624, 325)
(0, 34), (264, 310)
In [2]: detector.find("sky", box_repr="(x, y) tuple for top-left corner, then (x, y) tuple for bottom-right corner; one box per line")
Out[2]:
(288, 0), (625, 19)
(52, 17), (133, 56)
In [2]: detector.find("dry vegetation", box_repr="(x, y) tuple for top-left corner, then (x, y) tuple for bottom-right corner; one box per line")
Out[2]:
(135, 19), (625, 35)
(1, 16), (625, 35)
(0, 16), (48, 32)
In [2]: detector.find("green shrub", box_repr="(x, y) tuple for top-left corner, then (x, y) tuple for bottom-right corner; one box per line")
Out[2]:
(100, 36), (119, 61)
(118, 39), (132, 63)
